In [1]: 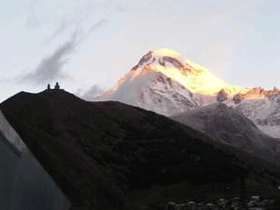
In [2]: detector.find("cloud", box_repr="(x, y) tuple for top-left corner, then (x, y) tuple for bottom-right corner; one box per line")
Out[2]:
(25, 0), (40, 28)
(19, 31), (78, 85)
(147, 0), (167, 7)
(80, 85), (104, 101)
(88, 19), (109, 33)
(115, 2), (125, 12)
(43, 19), (70, 44)
(247, 0), (262, 7)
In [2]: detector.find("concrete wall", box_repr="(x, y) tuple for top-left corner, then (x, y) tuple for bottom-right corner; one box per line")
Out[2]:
(0, 111), (71, 210)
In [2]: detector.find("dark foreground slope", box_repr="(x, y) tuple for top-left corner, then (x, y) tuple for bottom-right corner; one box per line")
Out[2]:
(1, 90), (280, 210)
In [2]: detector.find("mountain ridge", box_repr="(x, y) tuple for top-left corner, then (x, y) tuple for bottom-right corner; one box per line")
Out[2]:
(93, 48), (280, 138)
(2, 90), (280, 209)
(171, 103), (280, 165)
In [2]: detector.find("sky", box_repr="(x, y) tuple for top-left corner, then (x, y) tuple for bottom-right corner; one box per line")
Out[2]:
(0, 0), (279, 102)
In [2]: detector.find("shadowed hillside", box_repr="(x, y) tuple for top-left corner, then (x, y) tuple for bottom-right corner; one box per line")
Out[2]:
(1, 89), (280, 210)
(171, 103), (280, 165)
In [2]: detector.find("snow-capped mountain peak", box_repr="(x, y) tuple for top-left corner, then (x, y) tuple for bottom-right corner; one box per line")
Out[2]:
(129, 48), (244, 95)
(95, 48), (246, 116)
(96, 67), (198, 116)
(93, 48), (280, 138)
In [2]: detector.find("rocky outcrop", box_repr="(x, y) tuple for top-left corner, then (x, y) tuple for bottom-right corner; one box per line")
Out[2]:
(232, 87), (280, 103)
(233, 93), (244, 104)
(217, 89), (229, 103)
(131, 51), (153, 71)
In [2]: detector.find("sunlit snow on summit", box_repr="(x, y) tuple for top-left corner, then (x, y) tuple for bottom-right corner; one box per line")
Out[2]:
(137, 48), (245, 95)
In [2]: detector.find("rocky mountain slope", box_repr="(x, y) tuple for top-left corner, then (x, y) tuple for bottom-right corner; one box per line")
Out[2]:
(97, 70), (198, 116)
(227, 93), (280, 138)
(171, 103), (280, 165)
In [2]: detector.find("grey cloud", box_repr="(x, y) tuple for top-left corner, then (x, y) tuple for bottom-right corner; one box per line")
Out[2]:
(115, 2), (125, 12)
(81, 85), (104, 101)
(109, 0), (125, 13)
(104, 0), (113, 9)
(43, 19), (70, 44)
(20, 31), (78, 85)
(88, 19), (109, 33)
(147, 0), (173, 7)
(0, 78), (13, 84)
(25, 0), (40, 28)
(147, 0), (162, 7)
(26, 16), (40, 29)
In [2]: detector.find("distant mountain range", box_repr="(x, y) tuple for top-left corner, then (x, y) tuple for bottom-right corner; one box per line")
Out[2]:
(94, 48), (280, 138)
(1, 90), (280, 210)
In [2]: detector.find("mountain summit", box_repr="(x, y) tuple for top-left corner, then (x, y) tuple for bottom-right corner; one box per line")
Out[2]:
(95, 48), (280, 137)
(130, 48), (243, 95)
(96, 49), (243, 115)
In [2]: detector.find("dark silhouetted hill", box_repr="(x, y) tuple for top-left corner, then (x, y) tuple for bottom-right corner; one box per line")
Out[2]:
(1, 90), (280, 210)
